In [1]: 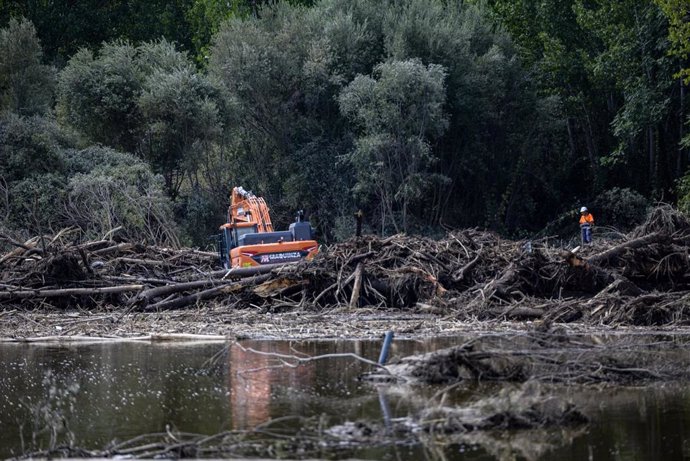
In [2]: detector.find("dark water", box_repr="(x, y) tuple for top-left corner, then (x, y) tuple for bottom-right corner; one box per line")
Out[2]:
(0, 337), (689, 460)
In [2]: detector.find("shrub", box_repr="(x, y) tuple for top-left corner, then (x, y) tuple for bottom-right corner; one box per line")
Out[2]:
(591, 187), (650, 232)
(65, 162), (178, 247)
(7, 174), (66, 234)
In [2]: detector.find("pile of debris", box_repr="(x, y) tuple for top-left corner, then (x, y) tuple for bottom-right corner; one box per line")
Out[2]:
(362, 332), (690, 385)
(1, 205), (689, 327)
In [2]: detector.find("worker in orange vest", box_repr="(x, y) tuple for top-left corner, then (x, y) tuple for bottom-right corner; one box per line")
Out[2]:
(579, 206), (594, 244)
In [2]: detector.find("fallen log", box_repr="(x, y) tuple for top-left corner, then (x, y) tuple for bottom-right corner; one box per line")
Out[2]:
(452, 251), (481, 283)
(0, 236), (41, 265)
(0, 284), (144, 300)
(588, 231), (665, 266)
(142, 274), (272, 311)
(205, 262), (298, 279)
(91, 242), (135, 255)
(0, 233), (35, 251)
(253, 277), (304, 298)
(113, 257), (168, 266)
(133, 279), (237, 305)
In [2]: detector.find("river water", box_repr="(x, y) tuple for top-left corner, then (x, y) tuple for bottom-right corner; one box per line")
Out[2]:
(0, 337), (689, 460)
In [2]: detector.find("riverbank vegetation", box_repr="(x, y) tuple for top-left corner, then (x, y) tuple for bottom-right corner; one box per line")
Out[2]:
(1, 0), (690, 246)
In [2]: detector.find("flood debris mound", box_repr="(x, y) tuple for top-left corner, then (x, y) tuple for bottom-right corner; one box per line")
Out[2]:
(371, 332), (690, 385)
(0, 229), (220, 310)
(1, 205), (690, 328)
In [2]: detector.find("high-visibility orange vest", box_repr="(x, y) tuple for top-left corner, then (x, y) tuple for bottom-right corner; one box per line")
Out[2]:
(579, 213), (594, 225)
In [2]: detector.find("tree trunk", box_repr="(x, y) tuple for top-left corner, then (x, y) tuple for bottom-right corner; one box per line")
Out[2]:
(681, 76), (686, 176)
(648, 126), (656, 190)
(566, 118), (577, 158)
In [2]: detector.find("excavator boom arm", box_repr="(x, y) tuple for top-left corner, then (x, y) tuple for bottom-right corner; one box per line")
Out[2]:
(229, 187), (274, 232)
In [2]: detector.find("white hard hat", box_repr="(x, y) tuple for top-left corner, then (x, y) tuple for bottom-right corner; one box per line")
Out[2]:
(580, 206), (588, 213)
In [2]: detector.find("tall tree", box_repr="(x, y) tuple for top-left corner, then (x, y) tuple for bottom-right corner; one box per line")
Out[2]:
(655, 0), (690, 83)
(339, 59), (448, 233)
(575, 0), (674, 192)
(655, 0), (690, 176)
(139, 65), (220, 197)
(57, 42), (143, 152)
(0, 17), (54, 115)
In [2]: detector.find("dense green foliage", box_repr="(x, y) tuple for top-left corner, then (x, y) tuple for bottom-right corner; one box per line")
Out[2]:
(339, 59), (449, 233)
(57, 40), (222, 198)
(1, 0), (689, 247)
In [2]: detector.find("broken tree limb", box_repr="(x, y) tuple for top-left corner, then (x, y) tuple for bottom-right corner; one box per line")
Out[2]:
(253, 277), (303, 298)
(112, 257), (168, 266)
(0, 233), (35, 251)
(350, 263), (364, 308)
(0, 235), (41, 265)
(347, 251), (376, 266)
(452, 251), (481, 283)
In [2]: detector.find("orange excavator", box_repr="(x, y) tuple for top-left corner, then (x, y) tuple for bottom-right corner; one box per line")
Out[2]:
(216, 186), (318, 268)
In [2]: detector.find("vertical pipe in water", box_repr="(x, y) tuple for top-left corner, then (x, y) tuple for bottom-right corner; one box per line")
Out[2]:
(378, 331), (394, 365)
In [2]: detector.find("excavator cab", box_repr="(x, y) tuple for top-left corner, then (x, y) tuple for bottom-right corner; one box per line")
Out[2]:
(216, 187), (319, 269)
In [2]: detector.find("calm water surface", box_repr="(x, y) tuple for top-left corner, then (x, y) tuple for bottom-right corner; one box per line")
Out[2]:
(0, 337), (689, 460)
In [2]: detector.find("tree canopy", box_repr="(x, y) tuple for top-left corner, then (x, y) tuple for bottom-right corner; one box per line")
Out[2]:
(1, 0), (689, 245)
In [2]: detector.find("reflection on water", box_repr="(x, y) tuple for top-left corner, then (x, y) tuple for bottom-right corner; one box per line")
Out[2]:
(0, 336), (688, 460)
(229, 342), (315, 429)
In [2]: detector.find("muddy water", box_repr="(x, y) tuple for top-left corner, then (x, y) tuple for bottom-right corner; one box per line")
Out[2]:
(0, 337), (689, 460)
